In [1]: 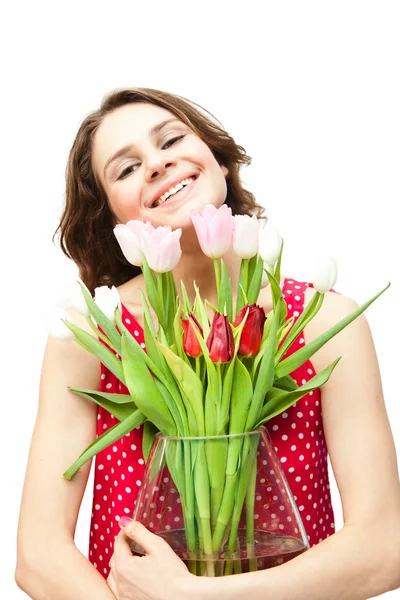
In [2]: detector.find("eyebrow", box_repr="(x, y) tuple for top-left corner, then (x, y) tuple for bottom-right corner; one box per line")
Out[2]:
(103, 117), (183, 176)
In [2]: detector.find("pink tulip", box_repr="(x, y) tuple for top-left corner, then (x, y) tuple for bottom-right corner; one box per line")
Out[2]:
(141, 226), (182, 272)
(113, 220), (154, 266)
(232, 214), (260, 258)
(190, 204), (234, 258)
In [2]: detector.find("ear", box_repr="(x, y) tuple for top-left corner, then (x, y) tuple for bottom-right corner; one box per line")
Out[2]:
(221, 165), (229, 178)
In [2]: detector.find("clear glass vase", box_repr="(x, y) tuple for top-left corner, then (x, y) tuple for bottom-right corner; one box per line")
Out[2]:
(129, 426), (309, 576)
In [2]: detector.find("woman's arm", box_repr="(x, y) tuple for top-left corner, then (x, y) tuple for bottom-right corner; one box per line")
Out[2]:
(195, 292), (400, 600)
(15, 306), (117, 599)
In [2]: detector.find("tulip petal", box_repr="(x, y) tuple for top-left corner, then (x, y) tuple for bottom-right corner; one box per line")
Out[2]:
(113, 225), (143, 266)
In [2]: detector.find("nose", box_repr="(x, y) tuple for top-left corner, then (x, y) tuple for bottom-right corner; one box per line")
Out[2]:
(144, 154), (176, 182)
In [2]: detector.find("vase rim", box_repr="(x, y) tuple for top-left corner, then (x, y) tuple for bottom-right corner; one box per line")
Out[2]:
(155, 426), (267, 441)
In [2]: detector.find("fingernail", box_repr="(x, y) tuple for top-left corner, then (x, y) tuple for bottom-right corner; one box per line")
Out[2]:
(118, 516), (133, 528)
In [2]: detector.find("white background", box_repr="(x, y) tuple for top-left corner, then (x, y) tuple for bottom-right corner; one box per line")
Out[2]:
(2, 1), (399, 597)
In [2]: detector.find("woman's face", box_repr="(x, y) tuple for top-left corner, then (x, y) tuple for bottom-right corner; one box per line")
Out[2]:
(92, 102), (229, 230)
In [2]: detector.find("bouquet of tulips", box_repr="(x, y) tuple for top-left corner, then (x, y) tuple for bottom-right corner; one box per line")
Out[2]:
(48, 204), (389, 575)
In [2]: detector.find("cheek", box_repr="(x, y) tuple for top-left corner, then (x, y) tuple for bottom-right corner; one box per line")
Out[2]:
(109, 185), (142, 222)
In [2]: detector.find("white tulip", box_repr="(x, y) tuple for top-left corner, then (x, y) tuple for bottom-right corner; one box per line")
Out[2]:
(68, 278), (91, 317)
(232, 214), (260, 259)
(258, 220), (283, 266)
(313, 256), (338, 294)
(94, 285), (121, 323)
(42, 306), (76, 341)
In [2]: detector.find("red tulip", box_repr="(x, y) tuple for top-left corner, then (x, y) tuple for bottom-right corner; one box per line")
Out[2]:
(206, 313), (234, 363)
(181, 313), (204, 358)
(234, 303), (266, 357)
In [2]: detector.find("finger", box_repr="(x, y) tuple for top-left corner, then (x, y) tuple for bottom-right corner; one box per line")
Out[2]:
(116, 518), (162, 556)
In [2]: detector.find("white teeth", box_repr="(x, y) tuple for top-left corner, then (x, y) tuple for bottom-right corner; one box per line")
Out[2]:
(153, 176), (196, 207)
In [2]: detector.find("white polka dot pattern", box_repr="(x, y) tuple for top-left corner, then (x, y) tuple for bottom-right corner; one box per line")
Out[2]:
(88, 280), (339, 579)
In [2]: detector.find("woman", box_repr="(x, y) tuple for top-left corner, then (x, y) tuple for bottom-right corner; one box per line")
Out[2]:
(15, 88), (400, 599)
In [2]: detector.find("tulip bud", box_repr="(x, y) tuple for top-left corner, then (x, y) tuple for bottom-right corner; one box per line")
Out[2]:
(42, 306), (76, 341)
(141, 226), (182, 272)
(182, 313), (204, 358)
(312, 256), (338, 294)
(113, 220), (155, 267)
(234, 303), (267, 356)
(259, 220), (282, 267)
(206, 312), (234, 363)
(94, 285), (121, 323)
(232, 214), (260, 259)
(190, 204), (234, 258)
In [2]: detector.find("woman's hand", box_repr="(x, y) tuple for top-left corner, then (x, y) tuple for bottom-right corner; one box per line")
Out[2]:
(107, 517), (196, 600)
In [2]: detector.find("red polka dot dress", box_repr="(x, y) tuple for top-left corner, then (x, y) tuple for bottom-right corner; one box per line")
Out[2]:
(88, 277), (339, 579)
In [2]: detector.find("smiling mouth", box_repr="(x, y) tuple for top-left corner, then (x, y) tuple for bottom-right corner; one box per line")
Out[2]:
(151, 174), (199, 208)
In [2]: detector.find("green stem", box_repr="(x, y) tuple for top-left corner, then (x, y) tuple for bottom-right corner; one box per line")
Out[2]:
(245, 454), (257, 571)
(213, 258), (220, 298)
(182, 442), (197, 575)
(222, 435), (259, 574)
(211, 434), (244, 553)
(235, 259), (249, 318)
(194, 441), (215, 576)
(201, 517), (215, 577)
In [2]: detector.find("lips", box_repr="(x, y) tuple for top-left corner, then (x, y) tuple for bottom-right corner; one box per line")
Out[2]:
(149, 173), (199, 208)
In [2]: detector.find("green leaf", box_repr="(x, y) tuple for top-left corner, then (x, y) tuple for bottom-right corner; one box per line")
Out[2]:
(173, 302), (191, 366)
(247, 254), (258, 289)
(218, 357), (235, 434)
(68, 387), (137, 421)
(166, 271), (179, 339)
(62, 320), (125, 385)
(121, 333), (176, 434)
(139, 289), (157, 338)
(275, 290), (323, 364)
(245, 297), (283, 430)
(156, 342), (205, 436)
(142, 420), (160, 462)
(275, 282), (391, 379)
(247, 255), (264, 305)
(193, 281), (211, 339)
(77, 281), (122, 354)
(187, 313), (219, 406)
(235, 260), (248, 318)
(255, 357), (341, 427)
(265, 268), (283, 310)
(140, 251), (165, 326)
(273, 238), (284, 284)
(114, 310), (166, 383)
(180, 280), (192, 315)
(273, 375), (298, 391)
(251, 309), (274, 379)
(229, 358), (253, 434)
(63, 409), (146, 480)
(154, 378), (188, 437)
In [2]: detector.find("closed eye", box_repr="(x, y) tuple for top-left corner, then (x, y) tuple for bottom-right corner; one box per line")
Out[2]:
(116, 135), (186, 181)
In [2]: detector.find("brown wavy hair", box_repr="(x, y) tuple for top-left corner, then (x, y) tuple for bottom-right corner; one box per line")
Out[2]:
(53, 87), (266, 295)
